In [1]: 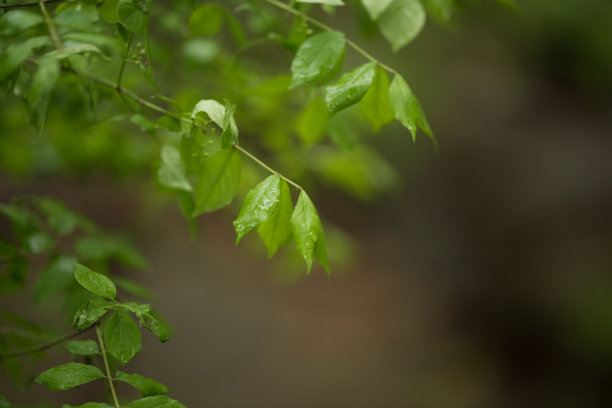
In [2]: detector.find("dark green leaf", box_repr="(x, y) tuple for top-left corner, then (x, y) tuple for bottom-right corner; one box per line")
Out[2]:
(188, 4), (224, 37)
(233, 174), (282, 244)
(325, 61), (376, 115)
(360, 66), (394, 132)
(65, 340), (100, 356)
(114, 277), (153, 299)
(296, 97), (327, 144)
(104, 310), (142, 364)
(115, 371), (168, 397)
(388, 74), (436, 148)
(193, 148), (241, 215)
(74, 264), (117, 300)
(35, 363), (104, 390)
(142, 313), (169, 343)
(73, 298), (113, 330)
(378, 0), (426, 52)
(25, 55), (60, 133)
(0, 257), (27, 293)
(290, 191), (330, 274)
(361, 0), (394, 20)
(126, 396), (186, 408)
(33, 255), (77, 303)
(0, 37), (50, 82)
(257, 179), (293, 258)
(118, 0), (149, 32)
(290, 31), (346, 88)
(157, 145), (192, 192)
(0, 10), (42, 36)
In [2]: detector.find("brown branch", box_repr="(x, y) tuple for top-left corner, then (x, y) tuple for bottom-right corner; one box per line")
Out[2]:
(0, 325), (94, 359)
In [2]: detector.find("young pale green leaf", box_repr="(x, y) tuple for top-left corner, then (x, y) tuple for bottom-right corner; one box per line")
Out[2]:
(388, 74), (437, 148)
(62, 404), (112, 408)
(0, 10), (43, 36)
(192, 99), (238, 141)
(104, 310), (142, 364)
(157, 145), (192, 192)
(65, 340), (100, 356)
(290, 191), (330, 274)
(35, 363), (104, 391)
(73, 299), (113, 330)
(325, 61), (376, 115)
(0, 37), (50, 82)
(296, 97), (327, 145)
(297, 0), (344, 5)
(361, 0), (394, 20)
(74, 264), (117, 300)
(378, 0), (426, 52)
(118, 0), (149, 32)
(233, 175), (282, 244)
(290, 31), (346, 89)
(25, 55), (60, 133)
(220, 99), (238, 148)
(142, 313), (170, 343)
(193, 148), (241, 215)
(188, 4), (224, 37)
(257, 179), (293, 258)
(115, 371), (168, 397)
(126, 396), (186, 408)
(360, 66), (394, 132)
(99, 0), (119, 23)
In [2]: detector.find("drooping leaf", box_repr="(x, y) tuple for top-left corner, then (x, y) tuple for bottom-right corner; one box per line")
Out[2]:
(296, 97), (327, 145)
(157, 145), (192, 192)
(118, 301), (151, 317)
(257, 179), (293, 258)
(0, 37), (50, 82)
(35, 363), (104, 391)
(233, 175), (282, 244)
(25, 55), (60, 133)
(188, 4), (224, 37)
(191, 99), (238, 141)
(325, 61), (376, 115)
(220, 99), (238, 148)
(118, 0), (150, 32)
(104, 310), (142, 364)
(33, 255), (77, 303)
(361, 0), (394, 20)
(193, 148), (241, 215)
(290, 31), (346, 88)
(126, 396), (186, 408)
(360, 66), (394, 132)
(115, 371), (168, 397)
(297, 0), (344, 5)
(74, 264), (117, 300)
(290, 191), (330, 274)
(0, 10), (43, 36)
(388, 74), (436, 148)
(378, 0), (426, 52)
(65, 340), (100, 356)
(73, 298), (113, 330)
(141, 313), (170, 343)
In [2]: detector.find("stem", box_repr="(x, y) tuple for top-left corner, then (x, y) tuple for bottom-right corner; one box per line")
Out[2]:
(0, 0), (65, 8)
(0, 326), (93, 359)
(83, 72), (304, 191)
(38, 0), (63, 51)
(263, 0), (397, 75)
(116, 32), (134, 91)
(95, 324), (121, 408)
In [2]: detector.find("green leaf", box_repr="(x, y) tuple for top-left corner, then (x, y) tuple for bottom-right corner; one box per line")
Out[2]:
(297, 0), (344, 5)
(114, 277), (153, 299)
(74, 264), (117, 300)
(142, 313), (170, 343)
(0, 257), (27, 294)
(191, 99), (238, 141)
(0, 37), (50, 82)
(119, 301), (151, 317)
(296, 97), (327, 145)
(193, 148), (241, 215)
(118, 0), (150, 32)
(62, 404), (112, 408)
(188, 4), (224, 37)
(290, 31), (346, 89)
(25, 55), (60, 133)
(37, 198), (78, 236)
(220, 99), (238, 148)
(65, 340), (100, 356)
(421, 0), (455, 23)
(157, 145), (192, 192)
(257, 179), (293, 258)
(104, 310), (142, 364)
(25, 230), (55, 254)
(126, 396), (186, 408)
(361, 0), (394, 20)
(233, 175), (282, 244)
(388, 74), (436, 148)
(360, 66), (394, 132)
(378, 0), (426, 52)
(73, 298), (113, 330)
(99, 0), (120, 23)
(0, 395), (12, 408)
(33, 255), (77, 303)
(325, 61), (376, 115)
(290, 191), (330, 274)
(115, 371), (168, 397)
(0, 10), (43, 36)
(35, 363), (104, 390)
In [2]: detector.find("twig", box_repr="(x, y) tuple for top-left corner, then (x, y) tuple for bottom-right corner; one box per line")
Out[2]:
(0, 325), (94, 359)
(38, 0), (63, 51)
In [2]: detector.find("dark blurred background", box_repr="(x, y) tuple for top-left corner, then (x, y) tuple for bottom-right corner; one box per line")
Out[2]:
(2, 0), (612, 407)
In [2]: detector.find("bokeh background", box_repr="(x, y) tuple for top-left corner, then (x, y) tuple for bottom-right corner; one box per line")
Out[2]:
(2, 0), (612, 406)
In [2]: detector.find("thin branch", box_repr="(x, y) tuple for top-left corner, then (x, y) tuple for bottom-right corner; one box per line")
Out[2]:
(96, 324), (121, 408)
(0, 326), (93, 359)
(263, 0), (398, 75)
(0, 0), (65, 9)
(117, 32), (134, 91)
(38, 0), (63, 51)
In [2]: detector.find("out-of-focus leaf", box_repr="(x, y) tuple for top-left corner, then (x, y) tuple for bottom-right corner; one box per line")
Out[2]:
(118, 0), (150, 32)
(114, 277), (153, 299)
(65, 340), (100, 356)
(0, 11), (42, 36)
(378, 0), (426, 52)
(35, 363), (104, 390)
(62, 403), (112, 408)
(297, 0), (344, 5)
(0, 257), (27, 294)
(33, 255), (77, 302)
(0, 37), (50, 82)
(296, 97), (327, 145)
(99, 0), (119, 23)
(25, 55), (60, 133)
(188, 4), (224, 37)
(193, 148), (241, 215)
(126, 396), (186, 408)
